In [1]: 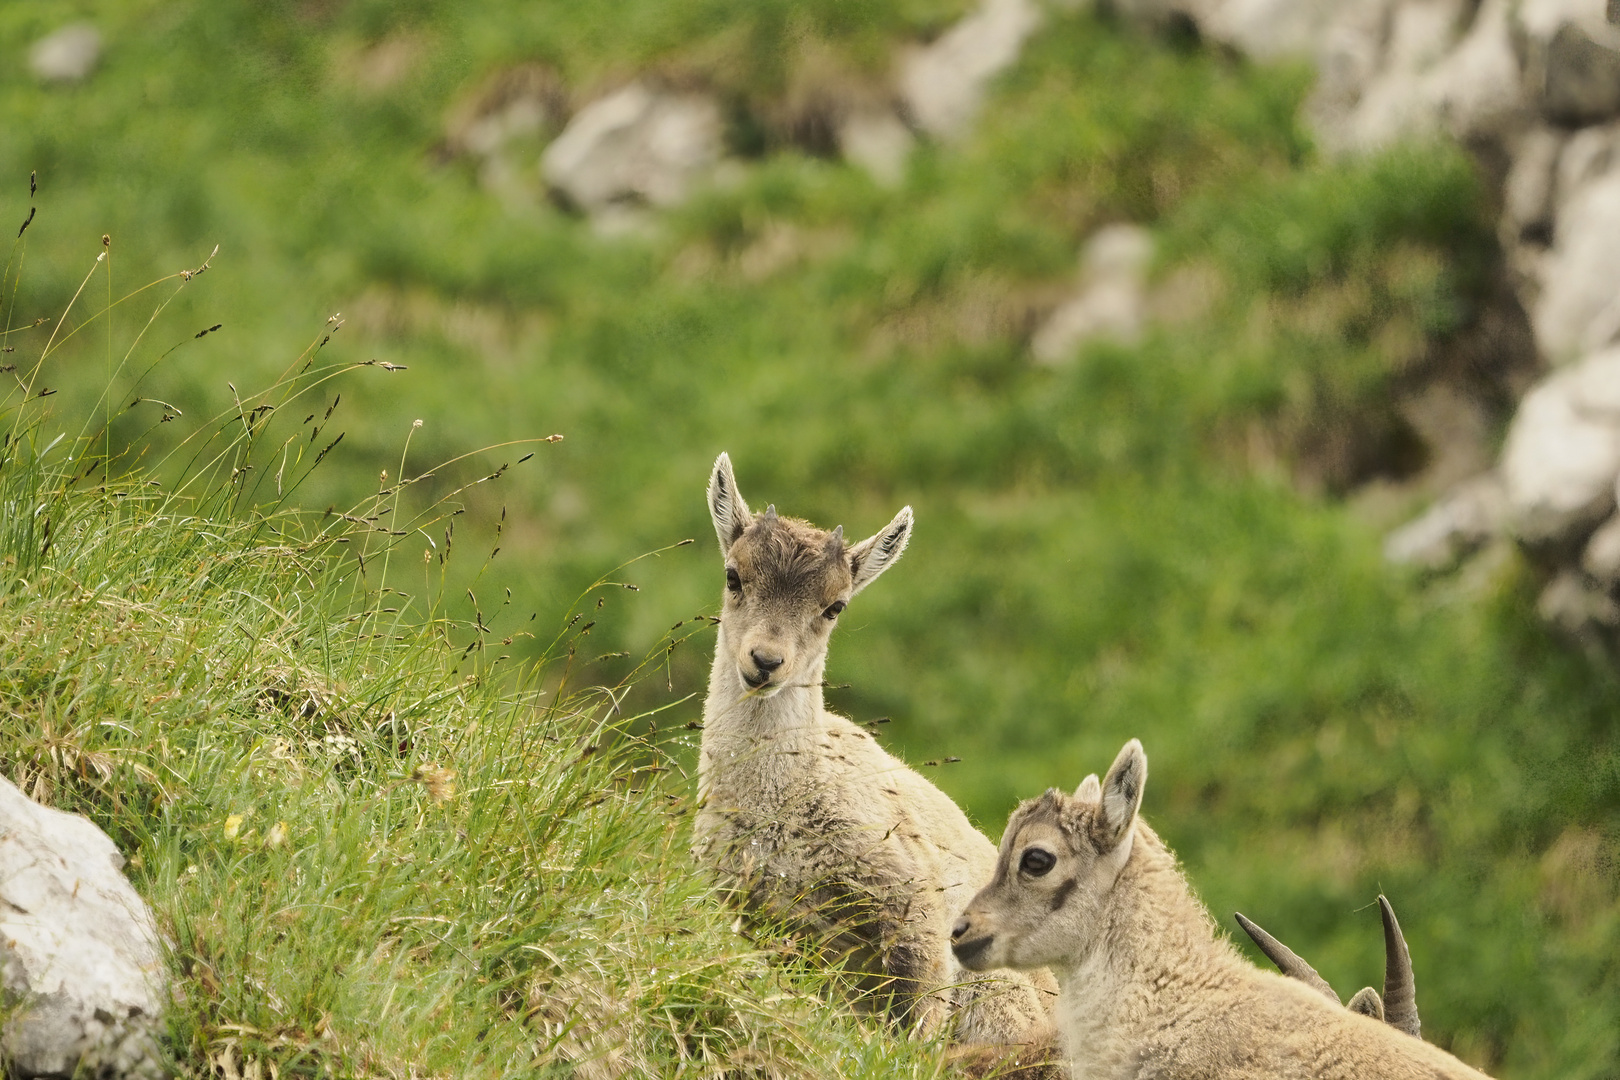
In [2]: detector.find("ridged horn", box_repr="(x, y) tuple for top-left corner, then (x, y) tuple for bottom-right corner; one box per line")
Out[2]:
(1347, 986), (1384, 1021)
(1378, 895), (1420, 1038)
(1234, 912), (1340, 1004)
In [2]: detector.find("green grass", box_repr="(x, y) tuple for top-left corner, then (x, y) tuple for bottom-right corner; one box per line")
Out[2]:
(3, 1), (1619, 1077)
(0, 324), (965, 1077)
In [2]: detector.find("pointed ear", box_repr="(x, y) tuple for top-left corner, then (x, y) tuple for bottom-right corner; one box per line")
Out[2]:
(707, 453), (753, 556)
(1075, 773), (1101, 802)
(1094, 739), (1146, 853)
(848, 506), (913, 596)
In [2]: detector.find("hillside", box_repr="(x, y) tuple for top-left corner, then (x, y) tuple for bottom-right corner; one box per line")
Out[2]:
(3, 1), (1619, 1076)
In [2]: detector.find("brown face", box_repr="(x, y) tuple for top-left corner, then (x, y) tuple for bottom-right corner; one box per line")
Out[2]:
(721, 513), (854, 694)
(952, 742), (1145, 974)
(951, 795), (1101, 973)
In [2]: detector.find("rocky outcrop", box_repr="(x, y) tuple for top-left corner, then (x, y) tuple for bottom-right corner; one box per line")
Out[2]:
(1103, 0), (1620, 638)
(1, 777), (166, 1079)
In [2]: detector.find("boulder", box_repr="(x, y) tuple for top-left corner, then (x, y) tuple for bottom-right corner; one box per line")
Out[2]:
(540, 82), (724, 213)
(1312, 0), (1474, 153)
(1424, 0), (1528, 142)
(1502, 125), (1565, 245)
(837, 108), (915, 186)
(1537, 568), (1620, 634)
(1384, 472), (1509, 568)
(898, 0), (1044, 140)
(1200, 0), (1346, 60)
(1533, 163), (1620, 361)
(1, 777), (166, 1079)
(1502, 346), (1620, 544)
(29, 24), (101, 84)
(1517, 0), (1620, 123)
(1031, 224), (1154, 364)
(1581, 509), (1620, 581)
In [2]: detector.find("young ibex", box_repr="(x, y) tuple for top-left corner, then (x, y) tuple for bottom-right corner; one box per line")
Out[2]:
(693, 453), (1058, 1061)
(952, 739), (1495, 1080)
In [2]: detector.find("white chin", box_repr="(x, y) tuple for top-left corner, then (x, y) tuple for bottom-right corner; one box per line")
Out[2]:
(740, 674), (783, 697)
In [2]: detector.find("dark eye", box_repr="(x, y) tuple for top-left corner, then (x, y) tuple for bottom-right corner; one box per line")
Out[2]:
(822, 600), (846, 620)
(725, 568), (741, 593)
(1019, 848), (1055, 877)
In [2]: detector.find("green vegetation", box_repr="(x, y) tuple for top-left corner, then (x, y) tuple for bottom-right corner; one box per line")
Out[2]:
(0, 350), (954, 1075)
(3, 1), (1618, 1077)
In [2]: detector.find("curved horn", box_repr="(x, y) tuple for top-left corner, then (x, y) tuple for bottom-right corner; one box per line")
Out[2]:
(1347, 986), (1385, 1021)
(1234, 912), (1340, 1004)
(1378, 895), (1420, 1038)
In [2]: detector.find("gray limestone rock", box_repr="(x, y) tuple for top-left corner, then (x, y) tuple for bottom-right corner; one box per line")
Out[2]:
(837, 108), (915, 186)
(1534, 165), (1620, 361)
(1031, 224), (1155, 364)
(1384, 473), (1509, 569)
(1199, 0), (1345, 60)
(1502, 346), (1620, 544)
(1, 778), (166, 1079)
(29, 24), (102, 84)
(1581, 509), (1620, 581)
(540, 82), (724, 213)
(898, 0), (1044, 140)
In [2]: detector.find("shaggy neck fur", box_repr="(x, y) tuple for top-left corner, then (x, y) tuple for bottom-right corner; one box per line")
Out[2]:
(1056, 823), (1240, 1065)
(697, 619), (830, 805)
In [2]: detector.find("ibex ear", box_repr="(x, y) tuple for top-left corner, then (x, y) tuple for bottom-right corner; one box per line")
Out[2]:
(1094, 739), (1146, 854)
(1075, 774), (1101, 802)
(848, 506), (913, 596)
(707, 452), (753, 556)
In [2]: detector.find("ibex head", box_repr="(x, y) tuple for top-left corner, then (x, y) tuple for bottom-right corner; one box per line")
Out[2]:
(707, 452), (912, 696)
(952, 739), (1148, 974)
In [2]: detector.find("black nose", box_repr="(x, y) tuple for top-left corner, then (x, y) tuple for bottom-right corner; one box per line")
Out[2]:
(750, 649), (784, 674)
(951, 916), (970, 941)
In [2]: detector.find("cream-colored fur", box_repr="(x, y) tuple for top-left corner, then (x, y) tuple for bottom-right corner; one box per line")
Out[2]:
(693, 452), (1058, 1060)
(953, 739), (1496, 1080)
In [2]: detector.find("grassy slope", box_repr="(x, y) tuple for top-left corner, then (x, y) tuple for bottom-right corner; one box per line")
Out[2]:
(2, 2), (1619, 1077)
(0, 377), (956, 1076)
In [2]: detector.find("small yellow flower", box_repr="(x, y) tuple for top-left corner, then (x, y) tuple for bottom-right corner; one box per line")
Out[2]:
(266, 821), (290, 848)
(223, 814), (244, 841)
(411, 763), (457, 804)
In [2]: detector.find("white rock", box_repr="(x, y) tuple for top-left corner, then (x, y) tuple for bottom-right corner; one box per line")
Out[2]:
(0, 777), (165, 1079)
(1502, 346), (1620, 542)
(1503, 126), (1566, 243)
(29, 23), (101, 84)
(1031, 224), (1154, 364)
(837, 108), (914, 186)
(1200, 0), (1345, 60)
(1326, 0), (1474, 152)
(1537, 568), (1620, 631)
(1581, 509), (1620, 580)
(899, 0), (1044, 140)
(1534, 166), (1620, 361)
(541, 82), (724, 212)
(1384, 472), (1509, 568)
(1555, 121), (1620, 200)
(1425, 0), (1529, 141)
